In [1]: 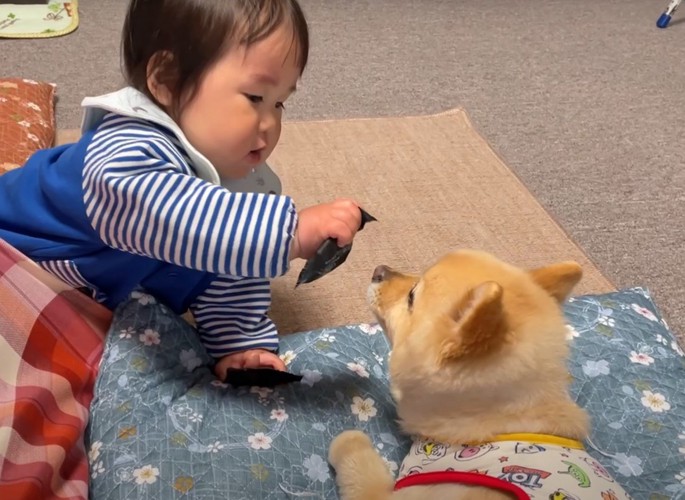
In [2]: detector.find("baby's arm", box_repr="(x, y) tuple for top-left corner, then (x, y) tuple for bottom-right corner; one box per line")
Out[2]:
(83, 131), (296, 279)
(189, 274), (285, 378)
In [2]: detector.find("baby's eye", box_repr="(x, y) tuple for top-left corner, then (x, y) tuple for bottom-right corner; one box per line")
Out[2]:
(245, 94), (263, 103)
(276, 102), (286, 110)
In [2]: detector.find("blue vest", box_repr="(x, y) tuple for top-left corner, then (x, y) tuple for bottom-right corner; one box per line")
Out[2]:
(0, 132), (215, 313)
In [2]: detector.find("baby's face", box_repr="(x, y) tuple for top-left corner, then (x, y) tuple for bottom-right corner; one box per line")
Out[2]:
(177, 24), (301, 180)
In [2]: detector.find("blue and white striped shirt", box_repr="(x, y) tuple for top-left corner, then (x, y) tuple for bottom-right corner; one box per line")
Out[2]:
(84, 114), (297, 356)
(83, 114), (296, 279)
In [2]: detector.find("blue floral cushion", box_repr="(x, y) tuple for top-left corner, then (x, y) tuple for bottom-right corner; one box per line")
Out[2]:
(87, 288), (685, 499)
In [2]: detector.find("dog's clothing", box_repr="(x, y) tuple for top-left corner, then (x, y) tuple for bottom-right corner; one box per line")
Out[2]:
(395, 433), (631, 499)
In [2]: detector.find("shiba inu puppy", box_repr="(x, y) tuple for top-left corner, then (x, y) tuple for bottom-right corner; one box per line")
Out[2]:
(329, 250), (629, 499)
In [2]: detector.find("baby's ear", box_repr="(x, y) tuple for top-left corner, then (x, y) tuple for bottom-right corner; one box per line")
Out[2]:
(146, 50), (177, 108)
(529, 261), (583, 303)
(439, 281), (508, 362)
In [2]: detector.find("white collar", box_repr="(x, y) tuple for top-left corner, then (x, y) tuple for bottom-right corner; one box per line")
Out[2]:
(80, 87), (281, 195)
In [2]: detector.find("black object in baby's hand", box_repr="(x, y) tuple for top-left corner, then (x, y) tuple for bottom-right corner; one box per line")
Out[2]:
(296, 207), (377, 287)
(224, 368), (303, 388)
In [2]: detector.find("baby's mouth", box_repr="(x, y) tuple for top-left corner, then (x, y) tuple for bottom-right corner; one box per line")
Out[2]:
(247, 148), (263, 164)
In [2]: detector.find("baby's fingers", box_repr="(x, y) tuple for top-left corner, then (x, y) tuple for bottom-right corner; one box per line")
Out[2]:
(328, 219), (358, 247)
(333, 199), (362, 226)
(242, 350), (263, 369)
(214, 355), (243, 380)
(259, 352), (287, 371)
(330, 200), (363, 246)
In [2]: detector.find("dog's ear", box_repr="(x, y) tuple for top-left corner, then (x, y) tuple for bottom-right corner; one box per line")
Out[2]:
(529, 261), (583, 303)
(440, 281), (508, 361)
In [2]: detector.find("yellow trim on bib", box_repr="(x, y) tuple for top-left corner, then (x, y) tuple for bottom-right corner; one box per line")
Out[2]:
(491, 433), (584, 450)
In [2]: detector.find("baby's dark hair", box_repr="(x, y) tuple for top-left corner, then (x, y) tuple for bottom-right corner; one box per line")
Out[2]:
(122, 0), (308, 114)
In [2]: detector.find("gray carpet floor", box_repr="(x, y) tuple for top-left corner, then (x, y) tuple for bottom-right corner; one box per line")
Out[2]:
(3, 0), (683, 335)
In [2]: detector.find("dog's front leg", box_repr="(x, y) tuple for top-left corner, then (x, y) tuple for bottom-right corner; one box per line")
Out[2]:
(329, 430), (395, 500)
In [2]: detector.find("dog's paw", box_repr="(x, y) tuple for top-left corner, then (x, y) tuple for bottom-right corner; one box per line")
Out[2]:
(328, 430), (374, 468)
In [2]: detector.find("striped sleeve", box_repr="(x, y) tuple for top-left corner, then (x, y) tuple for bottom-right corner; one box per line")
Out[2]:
(82, 116), (297, 278)
(36, 259), (94, 290)
(189, 275), (278, 357)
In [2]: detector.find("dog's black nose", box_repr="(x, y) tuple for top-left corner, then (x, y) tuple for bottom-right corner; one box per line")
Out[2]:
(372, 265), (389, 283)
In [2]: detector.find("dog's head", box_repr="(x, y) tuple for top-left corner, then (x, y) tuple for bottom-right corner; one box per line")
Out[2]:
(368, 250), (582, 422)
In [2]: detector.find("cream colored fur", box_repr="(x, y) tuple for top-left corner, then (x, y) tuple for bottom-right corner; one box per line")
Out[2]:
(328, 250), (590, 499)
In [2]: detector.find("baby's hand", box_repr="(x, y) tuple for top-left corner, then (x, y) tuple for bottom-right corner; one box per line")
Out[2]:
(214, 349), (286, 381)
(291, 198), (362, 260)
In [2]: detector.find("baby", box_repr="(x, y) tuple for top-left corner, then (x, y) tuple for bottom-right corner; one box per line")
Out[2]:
(0, 0), (362, 381)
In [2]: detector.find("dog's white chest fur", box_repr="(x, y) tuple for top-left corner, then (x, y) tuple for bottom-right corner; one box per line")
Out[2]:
(397, 437), (631, 499)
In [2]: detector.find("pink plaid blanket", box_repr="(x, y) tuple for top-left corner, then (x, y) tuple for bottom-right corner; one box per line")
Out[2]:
(0, 239), (111, 499)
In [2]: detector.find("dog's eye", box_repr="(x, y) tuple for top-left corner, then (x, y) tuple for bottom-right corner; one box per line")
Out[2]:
(408, 286), (415, 310)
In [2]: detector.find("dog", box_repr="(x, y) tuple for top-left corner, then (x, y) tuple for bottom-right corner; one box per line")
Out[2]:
(328, 250), (630, 499)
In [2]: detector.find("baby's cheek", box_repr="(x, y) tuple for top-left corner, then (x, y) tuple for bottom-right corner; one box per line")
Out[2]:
(268, 122), (282, 151)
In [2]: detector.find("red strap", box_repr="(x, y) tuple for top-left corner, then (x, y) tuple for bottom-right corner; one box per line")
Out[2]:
(394, 471), (530, 499)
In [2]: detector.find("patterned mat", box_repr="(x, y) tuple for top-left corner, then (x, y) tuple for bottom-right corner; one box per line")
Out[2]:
(0, 1), (78, 39)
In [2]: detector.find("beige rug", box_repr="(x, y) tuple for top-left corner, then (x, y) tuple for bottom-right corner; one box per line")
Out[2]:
(57, 108), (614, 335)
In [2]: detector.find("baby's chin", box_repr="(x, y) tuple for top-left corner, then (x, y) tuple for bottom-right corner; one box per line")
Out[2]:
(217, 163), (256, 180)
